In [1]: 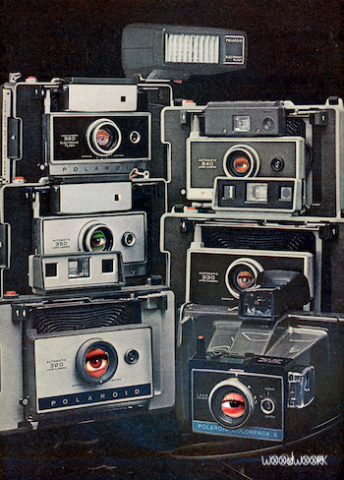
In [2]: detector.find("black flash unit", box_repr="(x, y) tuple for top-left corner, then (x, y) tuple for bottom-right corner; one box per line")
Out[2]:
(121, 24), (247, 80)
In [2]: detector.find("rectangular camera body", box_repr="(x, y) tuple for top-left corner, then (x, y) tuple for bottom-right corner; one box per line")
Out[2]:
(28, 251), (125, 294)
(26, 324), (154, 415)
(43, 112), (151, 177)
(49, 181), (133, 214)
(162, 98), (344, 221)
(177, 304), (344, 443)
(186, 136), (305, 202)
(32, 211), (147, 278)
(191, 356), (314, 441)
(0, 287), (175, 433)
(186, 247), (314, 308)
(161, 213), (321, 310)
(203, 101), (287, 137)
(0, 178), (167, 297)
(1, 76), (172, 182)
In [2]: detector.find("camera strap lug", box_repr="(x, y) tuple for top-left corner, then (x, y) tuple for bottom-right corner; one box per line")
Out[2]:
(9, 72), (21, 83)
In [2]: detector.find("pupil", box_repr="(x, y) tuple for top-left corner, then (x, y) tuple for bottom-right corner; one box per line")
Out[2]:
(90, 358), (102, 368)
(234, 156), (250, 173)
(96, 129), (110, 147)
(90, 231), (106, 251)
(85, 348), (109, 377)
(237, 270), (254, 288)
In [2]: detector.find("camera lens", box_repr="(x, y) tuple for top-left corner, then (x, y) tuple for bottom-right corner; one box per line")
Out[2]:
(209, 378), (254, 429)
(225, 258), (263, 299)
(221, 393), (246, 418)
(90, 229), (108, 251)
(87, 119), (122, 157)
(237, 270), (255, 289)
(76, 339), (118, 384)
(223, 145), (260, 178)
(80, 223), (114, 252)
(96, 129), (111, 147)
(85, 348), (109, 378)
(232, 155), (251, 175)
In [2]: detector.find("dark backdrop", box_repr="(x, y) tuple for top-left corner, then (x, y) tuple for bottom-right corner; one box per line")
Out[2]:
(0, 1), (343, 479)
(0, 0), (343, 104)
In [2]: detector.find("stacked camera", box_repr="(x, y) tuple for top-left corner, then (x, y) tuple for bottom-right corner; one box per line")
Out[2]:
(1, 23), (343, 452)
(159, 29), (344, 445)
(0, 32), (178, 434)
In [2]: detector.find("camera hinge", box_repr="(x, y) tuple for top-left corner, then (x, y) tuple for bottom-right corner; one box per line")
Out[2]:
(140, 293), (168, 311)
(12, 304), (30, 322)
(319, 224), (338, 241)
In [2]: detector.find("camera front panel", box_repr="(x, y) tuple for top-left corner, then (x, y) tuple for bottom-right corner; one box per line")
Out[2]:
(34, 212), (146, 278)
(11, 288), (176, 431)
(186, 248), (314, 307)
(45, 113), (151, 176)
(186, 136), (305, 201)
(25, 325), (153, 415)
(191, 368), (284, 441)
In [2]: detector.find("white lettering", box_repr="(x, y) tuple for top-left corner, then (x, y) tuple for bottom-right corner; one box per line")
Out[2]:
(261, 453), (328, 467)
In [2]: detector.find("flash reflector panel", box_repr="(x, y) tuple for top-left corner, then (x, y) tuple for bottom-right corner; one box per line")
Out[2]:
(122, 24), (247, 80)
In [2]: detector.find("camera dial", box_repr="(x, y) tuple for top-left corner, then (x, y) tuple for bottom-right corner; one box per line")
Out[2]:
(129, 131), (141, 144)
(76, 339), (118, 384)
(122, 232), (137, 247)
(209, 378), (254, 429)
(124, 349), (140, 365)
(87, 119), (122, 157)
(260, 397), (276, 414)
(223, 145), (260, 178)
(225, 258), (263, 299)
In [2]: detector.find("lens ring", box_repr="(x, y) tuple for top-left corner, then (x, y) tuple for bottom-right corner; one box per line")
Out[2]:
(223, 145), (260, 178)
(209, 378), (254, 429)
(225, 258), (263, 299)
(76, 338), (118, 384)
(86, 119), (122, 157)
(79, 222), (114, 252)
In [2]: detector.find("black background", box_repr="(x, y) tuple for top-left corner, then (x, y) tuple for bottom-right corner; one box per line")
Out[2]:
(0, 1), (343, 479)
(0, 0), (343, 104)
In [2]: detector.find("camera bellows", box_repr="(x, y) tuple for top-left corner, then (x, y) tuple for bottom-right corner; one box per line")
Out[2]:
(33, 302), (141, 334)
(202, 227), (315, 252)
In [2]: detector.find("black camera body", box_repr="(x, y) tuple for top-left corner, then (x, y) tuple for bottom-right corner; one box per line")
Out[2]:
(177, 303), (344, 444)
(1, 75), (171, 182)
(239, 270), (311, 321)
(191, 353), (313, 442)
(162, 97), (344, 220)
